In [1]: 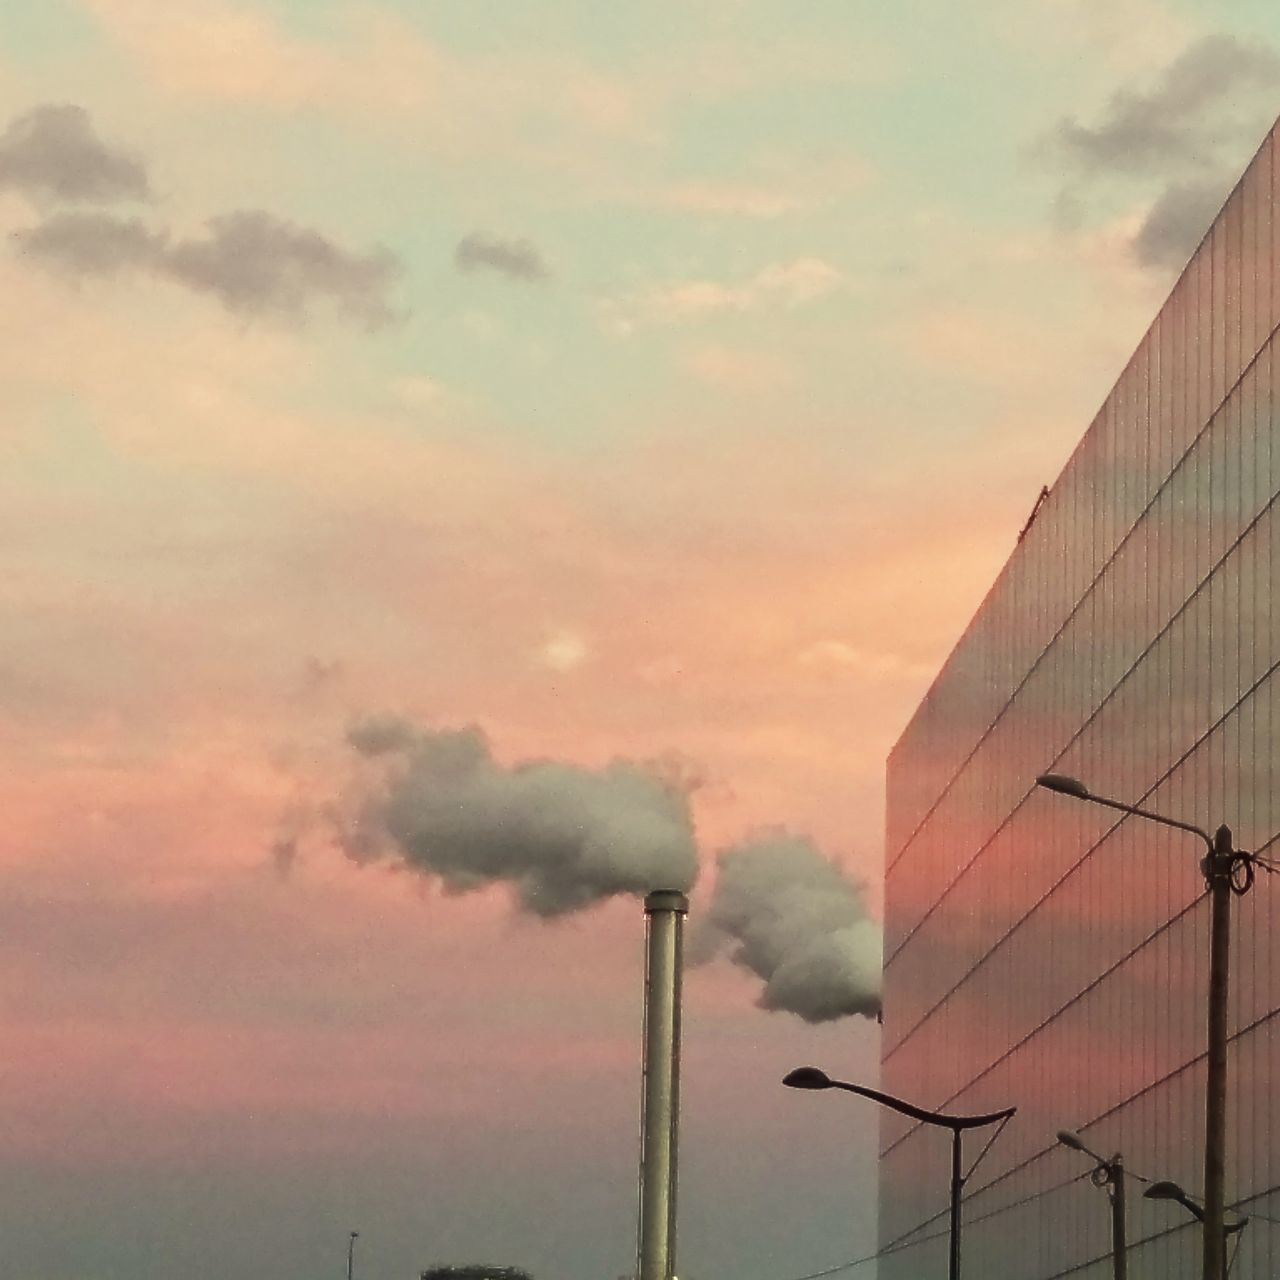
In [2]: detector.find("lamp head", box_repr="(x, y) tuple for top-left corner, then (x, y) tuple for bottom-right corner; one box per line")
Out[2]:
(1056, 1129), (1087, 1153)
(1144, 1181), (1204, 1220)
(1037, 774), (1091, 799)
(783, 1067), (833, 1090)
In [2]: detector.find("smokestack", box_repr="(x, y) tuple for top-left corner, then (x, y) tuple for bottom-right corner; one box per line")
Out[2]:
(637, 889), (687, 1280)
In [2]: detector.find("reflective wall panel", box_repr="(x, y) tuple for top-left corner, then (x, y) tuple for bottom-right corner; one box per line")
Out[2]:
(881, 121), (1280, 1278)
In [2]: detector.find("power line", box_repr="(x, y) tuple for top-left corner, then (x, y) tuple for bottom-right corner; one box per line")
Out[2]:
(881, 893), (1204, 1160)
(771, 1171), (1092, 1280)
(1038, 1184), (1280, 1280)
(771, 1173), (1280, 1280)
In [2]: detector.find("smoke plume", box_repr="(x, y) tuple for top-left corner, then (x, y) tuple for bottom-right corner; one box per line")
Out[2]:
(329, 714), (882, 1021)
(337, 715), (697, 916)
(696, 833), (881, 1023)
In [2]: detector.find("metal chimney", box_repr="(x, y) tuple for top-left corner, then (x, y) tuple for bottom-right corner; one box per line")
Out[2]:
(636, 889), (688, 1280)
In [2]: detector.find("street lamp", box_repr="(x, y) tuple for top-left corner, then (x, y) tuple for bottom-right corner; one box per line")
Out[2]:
(1056, 1130), (1131, 1280)
(1144, 1180), (1248, 1276)
(1035, 773), (1269, 1280)
(347, 1230), (359, 1280)
(783, 1066), (1015, 1280)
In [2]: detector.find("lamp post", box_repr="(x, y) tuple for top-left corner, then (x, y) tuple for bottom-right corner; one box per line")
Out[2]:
(1056, 1130), (1128, 1280)
(783, 1066), (1015, 1280)
(1144, 1180), (1248, 1277)
(1036, 773), (1265, 1280)
(347, 1230), (359, 1280)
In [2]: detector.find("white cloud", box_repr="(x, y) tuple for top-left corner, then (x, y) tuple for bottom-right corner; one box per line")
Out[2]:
(797, 640), (936, 683)
(750, 258), (844, 305)
(607, 256), (843, 329)
(538, 629), (590, 673)
(645, 153), (871, 220)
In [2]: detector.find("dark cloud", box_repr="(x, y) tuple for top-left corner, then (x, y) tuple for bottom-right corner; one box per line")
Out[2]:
(13, 212), (164, 275)
(455, 232), (548, 281)
(1131, 176), (1229, 270)
(270, 834), (299, 878)
(0, 103), (150, 204)
(13, 208), (404, 328)
(693, 833), (881, 1023)
(345, 713), (417, 756)
(337, 716), (697, 916)
(166, 211), (403, 326)
(300, 655), (344, 694)
(1047, 35), (1279, 176)
(1035, 35), (1280, 270)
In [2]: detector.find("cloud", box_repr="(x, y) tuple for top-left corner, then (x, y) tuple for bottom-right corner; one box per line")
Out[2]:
(455, 233), (548, 281)
(1035, 34), (1280, 270)
(13, 209), (404, 328)
(335, 716), (698, 916)
(1045, 34), (1279, 177)
(300, 655), (344, 694)
(641, 154), (872, 221)
(1130, 176), (1227, 269)
(13, 213), (163, 275)
(607, 256), (842, 328)
(345, 714), (417, 757)
(796, 640), (936, 683)
(0, 104), (150, 204)
(538, 629), (589, 672)
(694, 832), (881, 1022)
(166, 212), (402, 325)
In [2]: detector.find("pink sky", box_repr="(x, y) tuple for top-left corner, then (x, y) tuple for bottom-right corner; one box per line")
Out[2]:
(6, 2), (1280, 1278)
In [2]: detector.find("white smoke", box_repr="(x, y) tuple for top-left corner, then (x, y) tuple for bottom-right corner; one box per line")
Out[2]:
(696, 833), (881, 1023)
(327, 714), (882, 1021)
(337, 716), (697, 917)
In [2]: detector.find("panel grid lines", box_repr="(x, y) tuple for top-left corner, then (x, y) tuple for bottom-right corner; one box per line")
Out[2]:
(885, 472), (1280, 975)
(885, 1001), (1280, 1237)
(879, 893), (1206, 1158)
(881, 118), (1280, 1279)
(884, 636), (1280, 1045)
(886, 317), (1280, 883)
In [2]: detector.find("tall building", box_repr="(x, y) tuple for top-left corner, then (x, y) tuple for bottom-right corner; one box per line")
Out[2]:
(880, 119), (1280, 1279)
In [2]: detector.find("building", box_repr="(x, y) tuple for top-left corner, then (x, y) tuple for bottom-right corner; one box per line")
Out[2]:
(880, 118), (1280, 1278)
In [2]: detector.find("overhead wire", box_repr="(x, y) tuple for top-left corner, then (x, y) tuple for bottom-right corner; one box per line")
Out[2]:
(769, 1167), (1280, 1280)
(770, 1171), (1092, 1280)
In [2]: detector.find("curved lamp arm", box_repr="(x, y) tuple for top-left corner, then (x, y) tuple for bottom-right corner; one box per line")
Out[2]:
(783, 1068), (1016, 1131)
(1036, 775), (1213, 850)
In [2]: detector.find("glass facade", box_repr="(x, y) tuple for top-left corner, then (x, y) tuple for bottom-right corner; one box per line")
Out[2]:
(880, 120), (1280, 1279)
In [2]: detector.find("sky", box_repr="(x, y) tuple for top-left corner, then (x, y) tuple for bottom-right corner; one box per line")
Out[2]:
(5, 2), (1280, 1278)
